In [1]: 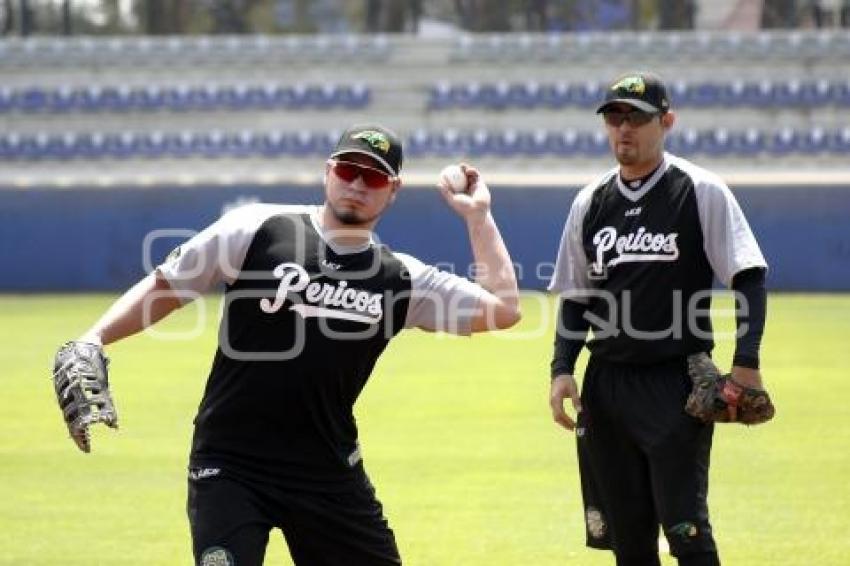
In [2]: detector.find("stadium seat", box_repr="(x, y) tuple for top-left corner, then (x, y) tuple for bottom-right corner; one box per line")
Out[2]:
(770, 128), (802, 156)
(428, 82), (453, 110)
(406, 129), (433, 158)
(829, 127), (850, 154)
(17, 87), (49, 113)
(339, 83), (370, 109)
(569, 82), (600, 109)
(130, 86), (166, 111)
(540, 82), (572, 109)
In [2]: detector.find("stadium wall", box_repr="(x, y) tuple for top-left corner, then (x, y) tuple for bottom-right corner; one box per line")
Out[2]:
(1, 184), (848, 292)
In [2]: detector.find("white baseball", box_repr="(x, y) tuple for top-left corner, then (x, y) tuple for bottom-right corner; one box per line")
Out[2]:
(440, 164), (468, 193)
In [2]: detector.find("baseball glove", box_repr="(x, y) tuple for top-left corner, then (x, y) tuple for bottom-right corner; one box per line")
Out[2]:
(685, 352), (775, 425)
(52, 341), (118, 452)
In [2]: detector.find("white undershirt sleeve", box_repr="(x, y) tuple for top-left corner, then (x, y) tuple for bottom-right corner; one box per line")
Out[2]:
(548, 182), (600, 303)
(693, 176), (768, 287)
(156, 203), (308, 303)
(396, 253), (487, 336)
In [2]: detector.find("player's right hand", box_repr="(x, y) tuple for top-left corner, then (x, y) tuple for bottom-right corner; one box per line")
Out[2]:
(435, 163), (491, 220)
(549, 374), (582, 431)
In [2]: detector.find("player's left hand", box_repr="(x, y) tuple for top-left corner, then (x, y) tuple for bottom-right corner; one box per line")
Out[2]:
(436, 163), (492, 221)
(685, 353), (775, 425)
(550, 374), (582, 431)
(52, 341), (119, 452)
(730, 366), (764, 390)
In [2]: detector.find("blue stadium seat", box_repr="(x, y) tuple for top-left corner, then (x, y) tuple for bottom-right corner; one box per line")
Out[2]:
(429, 129), (464, 157)
(829, 127), (850, 154)
(738, 81), (774, 107)
(212, 85), (239, 110)
(504, 83), (526, 109)
(428, 82), (453, 110)
(161, 85), (193, 112)
(289, 130), (321, 156)
(799, 127), (830, 154)
(242, 86), (270, 110)
(0, 134), (23, 160)
(798, 79), (832, 107)
(491, 129), (522, 157)
(702, 128), (732, 157)
(18, 87), (49, 112)
(728, 128), (765, 157)
(769, 128), (802, 155)
(718, 80), (744, 108)
(528, 130), (550, 156)
(667, 128), (702, 156)
(169, 131), (203, 158)
(188, 85), (219, 111)
(479, 83), (505, 110)
(773, 80), (805, 108)
(255, 131), (287, 158)
(98, 86), (131, 112)
(406, 129), (433, 158)
(573, 82), (603, 109)
(137, 131), (168, 159)
(832, 80), (850, 107)
(18, 133), (47, 160)
(227, 130), (259, 158)
(315, 131), (337, 155)
(101, 132), (137, 159)
(540, 82), (572, 109)
(668, 81), (691, 107)
(456, 83), (481, 109)
(689, 82), (722, 107)
(0, 88), (15, 113)
(336, 83), (370, 109)
(467, 130), (493, 157)
(229, 84), (254, 110)
(73, 132), (108, 159)
(289, 83), (309, 109)
(130, 86), (166, 111)
(548, 130), (580, 157)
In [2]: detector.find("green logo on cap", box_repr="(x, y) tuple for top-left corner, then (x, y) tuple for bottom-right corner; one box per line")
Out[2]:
(352, 131), (391, 154)
(611, 76), (646, 95)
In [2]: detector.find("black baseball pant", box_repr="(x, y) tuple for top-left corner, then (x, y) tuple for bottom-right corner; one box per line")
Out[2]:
(187, 469), (401, 566)
(576, 355), (719, 565)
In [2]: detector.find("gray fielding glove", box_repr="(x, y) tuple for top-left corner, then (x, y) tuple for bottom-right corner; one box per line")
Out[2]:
(685, 352), (775, 425)
(52, 341), (118, 452)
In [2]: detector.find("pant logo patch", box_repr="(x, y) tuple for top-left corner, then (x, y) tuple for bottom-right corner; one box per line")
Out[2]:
(189, 467), (221, 480)
(585, 506), (607, 539)
(201, 546), (234, 566)
(668, 521), (699, 541)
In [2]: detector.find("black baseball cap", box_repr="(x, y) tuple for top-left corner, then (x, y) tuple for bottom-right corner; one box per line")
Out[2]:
(330, 123), (403, 176)
(595, 72), (671, 114)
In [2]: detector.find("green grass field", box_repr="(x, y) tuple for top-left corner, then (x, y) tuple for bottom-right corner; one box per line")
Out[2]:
(1, 293), (848, 565)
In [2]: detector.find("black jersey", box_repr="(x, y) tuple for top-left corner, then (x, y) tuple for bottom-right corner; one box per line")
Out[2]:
(158, 204), (486, 490)
(550, 153), (767, 364)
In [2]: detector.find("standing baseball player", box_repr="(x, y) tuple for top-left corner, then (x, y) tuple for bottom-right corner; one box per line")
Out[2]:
(52, 123), (520, 565)
(548, 73), (773, 566)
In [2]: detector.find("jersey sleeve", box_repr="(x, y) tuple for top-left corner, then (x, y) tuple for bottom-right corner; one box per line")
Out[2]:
(693, 176), (768, 287)
(395, 253), (487, 336)
(156, 203), (291, 302)
(547, 183), (598, 303)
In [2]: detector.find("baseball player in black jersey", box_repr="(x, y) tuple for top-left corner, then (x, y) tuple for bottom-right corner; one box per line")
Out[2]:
(60, 124), (520, 565)
(548, 73), (769, 566)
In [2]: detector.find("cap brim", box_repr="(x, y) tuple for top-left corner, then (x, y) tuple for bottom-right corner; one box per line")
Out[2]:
(596, 98), (660, 114)
(330, 149), (397, 176)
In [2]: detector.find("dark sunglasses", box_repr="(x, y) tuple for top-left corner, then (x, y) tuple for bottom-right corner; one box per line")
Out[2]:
(603, 110), (660, 127)
(330, 159), (395, 189)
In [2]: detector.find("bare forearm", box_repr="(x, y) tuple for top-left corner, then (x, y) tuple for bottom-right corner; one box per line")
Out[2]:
(468, 211), (517, 297)
(466, 211), (520, 328)
(80, 273), (183, 346)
